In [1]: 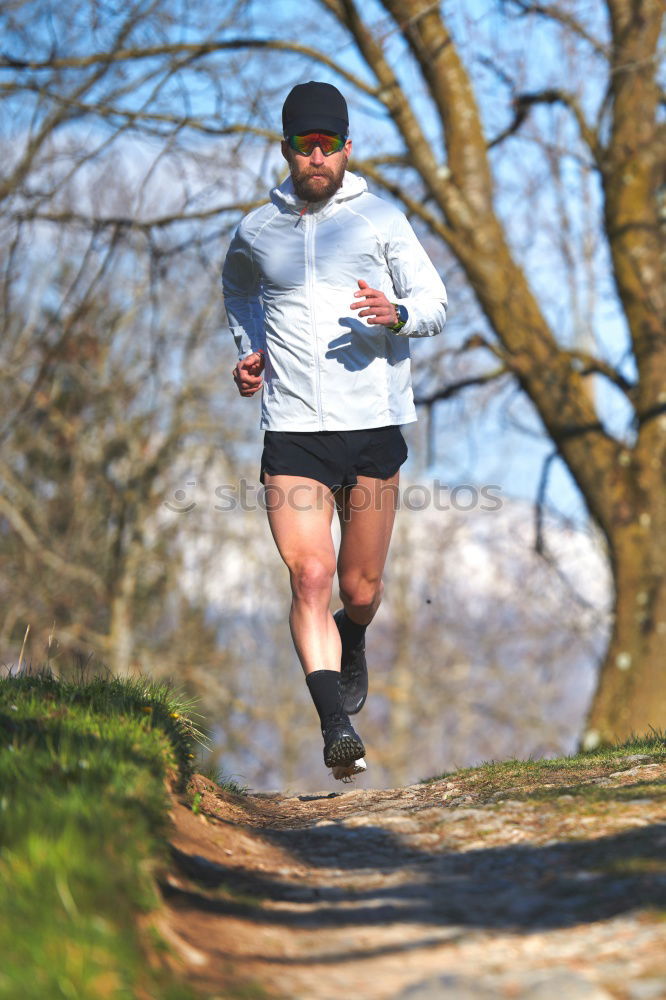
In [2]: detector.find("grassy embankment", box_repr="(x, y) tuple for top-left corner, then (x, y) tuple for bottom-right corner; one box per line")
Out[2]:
(0, 667), (209, 1000)
(424, 731), (666, 795)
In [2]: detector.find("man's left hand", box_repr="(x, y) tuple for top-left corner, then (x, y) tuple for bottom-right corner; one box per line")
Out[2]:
(350, 279), (398, 326)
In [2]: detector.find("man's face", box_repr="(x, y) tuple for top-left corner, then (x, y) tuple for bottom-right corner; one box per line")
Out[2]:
(281, 133), (352, 203)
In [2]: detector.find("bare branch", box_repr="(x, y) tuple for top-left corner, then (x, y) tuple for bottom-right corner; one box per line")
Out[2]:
(534, 449), (558, 557)
(564, 349), (636, 398)
(0, 493), (106, 595)
(353, 158), (458, 246)
(504, 1), (609, 59)
(15, 200), (267, 232)
(0, 5), (153, 202)
(360, 154), (411, 169)
(0, 230), (121, 443)
(456, 336), (634, 402)
(414, 367), (509, 407)
(635, 398), (666, 429)
(489, 89), (602, 165)
(457, 332), (509, 364)
(533, 450), (605, 618)
(17, 87), (283, 140)
(0, 37), (378, 98)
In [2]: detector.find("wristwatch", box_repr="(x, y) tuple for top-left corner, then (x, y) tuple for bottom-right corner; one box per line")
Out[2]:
(390, 303), (408, 332)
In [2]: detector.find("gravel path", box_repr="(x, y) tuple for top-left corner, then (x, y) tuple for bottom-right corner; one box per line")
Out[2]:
(157, 756), (666, 1000)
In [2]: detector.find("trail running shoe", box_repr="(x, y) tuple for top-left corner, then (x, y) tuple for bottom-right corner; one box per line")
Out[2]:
(331, 758), (367, 782)
(322, 711), (365, 769)
(334, 608), (368, 715)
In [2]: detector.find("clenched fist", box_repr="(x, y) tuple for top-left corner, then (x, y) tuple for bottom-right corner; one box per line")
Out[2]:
(233, 351), (265, 397)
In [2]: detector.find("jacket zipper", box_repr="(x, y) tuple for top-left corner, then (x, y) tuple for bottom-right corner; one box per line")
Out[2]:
(304, 212), (323, 429)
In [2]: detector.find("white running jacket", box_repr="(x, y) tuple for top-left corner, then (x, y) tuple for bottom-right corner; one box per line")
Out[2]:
(222, 171), (447, 431)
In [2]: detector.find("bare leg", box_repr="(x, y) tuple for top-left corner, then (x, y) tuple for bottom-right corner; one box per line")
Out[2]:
(264, 474), (342, 675)
(336, 472), (400, 624)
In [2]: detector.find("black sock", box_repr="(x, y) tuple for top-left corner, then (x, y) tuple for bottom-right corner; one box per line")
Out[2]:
(337, 609), (367, 648)
(306, 669), (343, 723)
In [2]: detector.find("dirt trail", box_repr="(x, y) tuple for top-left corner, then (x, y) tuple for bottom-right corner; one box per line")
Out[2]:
(158, 758), (666, 1000)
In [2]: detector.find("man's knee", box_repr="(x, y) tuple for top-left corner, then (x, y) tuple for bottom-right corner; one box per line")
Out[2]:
(290, 555), (336, 602)
(339, 574), (383, 613)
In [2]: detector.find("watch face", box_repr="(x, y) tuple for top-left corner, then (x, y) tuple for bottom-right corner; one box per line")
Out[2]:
(397, 305), (408, 324)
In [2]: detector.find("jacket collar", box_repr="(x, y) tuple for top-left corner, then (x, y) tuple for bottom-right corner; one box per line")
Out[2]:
(270, 170), (367, 217)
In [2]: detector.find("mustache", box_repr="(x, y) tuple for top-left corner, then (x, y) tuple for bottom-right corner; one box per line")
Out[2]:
(303, 167), (333, 178)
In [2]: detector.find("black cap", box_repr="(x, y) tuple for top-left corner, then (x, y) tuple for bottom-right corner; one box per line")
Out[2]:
(282, 81), (349, 137)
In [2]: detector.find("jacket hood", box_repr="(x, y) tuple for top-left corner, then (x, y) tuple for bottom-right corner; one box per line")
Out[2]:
(270, 169), (367, 213)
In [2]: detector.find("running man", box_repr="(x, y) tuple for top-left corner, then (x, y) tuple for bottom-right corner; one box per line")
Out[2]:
(223, 81), (447, 780)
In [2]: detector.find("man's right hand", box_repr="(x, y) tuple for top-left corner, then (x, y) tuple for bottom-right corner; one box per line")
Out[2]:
(233, 351), (265, 397)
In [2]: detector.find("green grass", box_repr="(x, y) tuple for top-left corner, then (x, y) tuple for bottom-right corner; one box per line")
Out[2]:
(196, 759), (249, 796)
(0, 666), (209, 1000)
(422, 731), (666, 791)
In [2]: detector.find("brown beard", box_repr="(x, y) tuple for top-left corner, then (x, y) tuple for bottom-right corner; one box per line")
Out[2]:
(291, 155), (347, 203)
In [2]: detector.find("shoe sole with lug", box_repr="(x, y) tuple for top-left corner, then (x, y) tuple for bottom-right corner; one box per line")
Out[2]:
(323, 734), (365, 769)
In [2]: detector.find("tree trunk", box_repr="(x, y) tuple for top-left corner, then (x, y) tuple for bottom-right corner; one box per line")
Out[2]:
(109, 583), (135, 676)
(108, 543), (140, 675)
(585, 412), (666, 742)
(586, 527), (666, 744)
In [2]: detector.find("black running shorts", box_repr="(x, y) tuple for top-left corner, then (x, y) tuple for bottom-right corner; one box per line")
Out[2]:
(260, 425), (408, 491)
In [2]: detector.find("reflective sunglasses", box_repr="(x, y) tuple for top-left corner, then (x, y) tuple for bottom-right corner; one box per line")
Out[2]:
(287, 132), (347, 156)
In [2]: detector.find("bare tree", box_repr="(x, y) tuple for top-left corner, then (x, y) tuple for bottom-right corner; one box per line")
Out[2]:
(218, 0), (662, 744)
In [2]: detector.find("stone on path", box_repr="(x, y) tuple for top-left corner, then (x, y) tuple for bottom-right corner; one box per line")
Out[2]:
(396, 969), (613, 999)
